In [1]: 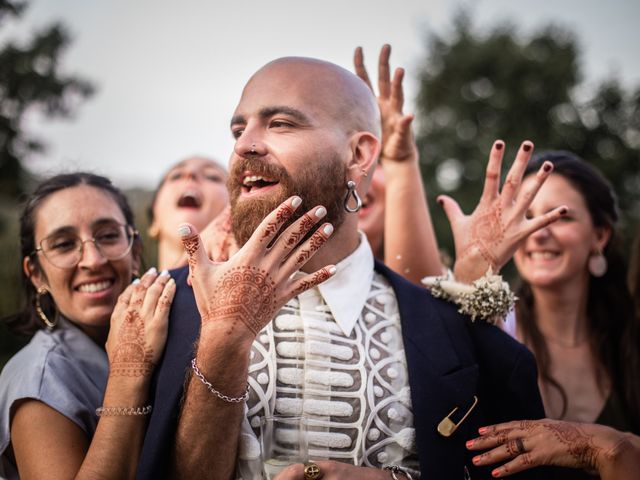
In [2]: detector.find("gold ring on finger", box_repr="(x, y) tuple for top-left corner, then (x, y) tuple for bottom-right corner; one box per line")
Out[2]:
(303, 462), (322, 480)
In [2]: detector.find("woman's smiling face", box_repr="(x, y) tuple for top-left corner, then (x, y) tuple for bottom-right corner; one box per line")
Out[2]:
(25, 184), (140, 338)
(514, 174), (608, 288)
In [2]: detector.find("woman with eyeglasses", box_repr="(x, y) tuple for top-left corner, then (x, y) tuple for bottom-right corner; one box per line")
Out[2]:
(0, 173), (175, 479)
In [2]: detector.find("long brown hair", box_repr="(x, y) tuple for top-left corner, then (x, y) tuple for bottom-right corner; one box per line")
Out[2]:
(515, 151), (639, 429)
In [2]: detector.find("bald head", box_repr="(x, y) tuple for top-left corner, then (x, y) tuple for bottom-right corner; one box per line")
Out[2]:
(244, 57), (381, 138)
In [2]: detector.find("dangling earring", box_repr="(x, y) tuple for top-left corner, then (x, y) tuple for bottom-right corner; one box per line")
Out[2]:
(344, 180), (362, 213)
(588, 247), (607, 277)
(35, 287), (58, 330)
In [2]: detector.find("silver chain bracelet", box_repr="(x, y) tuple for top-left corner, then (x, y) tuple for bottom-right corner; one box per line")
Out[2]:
(383, 465), (414, 480)
(191, 358), (250, 403)
(96, 405), (152, 416)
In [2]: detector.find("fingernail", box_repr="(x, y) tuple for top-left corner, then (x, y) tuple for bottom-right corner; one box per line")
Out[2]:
(329, 266), (337, 275)
(560, 207), (568, 215)
(167, 278), (175, 286)
(160, 269), (170, 276)
(523, 143), (532, 152)
(478, 426), (488, 434)
(323, 224), (334, 236)
(292, 196), (302, 208)
(132, 278), (140, 285)
(495, 142), (503, 150)
(492, 468), (501, 478)
(466, 440), (475, 448)
(472, 455), (480, 464)
(543, 162), (552, 172)
(437, 197), (444, 207)
(178, 224), (192, 237)
(146, 267), (157, 275)
(315, 206), (327, 218)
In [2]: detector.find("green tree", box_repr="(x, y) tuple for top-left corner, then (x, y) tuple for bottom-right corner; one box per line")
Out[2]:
(415, 12), (640, 260)
(0, 0), (95, 365)
(0, 0), (94, 199)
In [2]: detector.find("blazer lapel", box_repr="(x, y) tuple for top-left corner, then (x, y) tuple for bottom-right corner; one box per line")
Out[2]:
(375, 261), (480, 477)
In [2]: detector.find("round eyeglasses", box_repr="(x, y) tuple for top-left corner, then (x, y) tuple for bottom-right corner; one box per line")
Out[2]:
(32, 223), (138, 269)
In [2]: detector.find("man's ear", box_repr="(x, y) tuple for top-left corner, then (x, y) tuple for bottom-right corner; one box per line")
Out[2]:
(347, 132), (381, 181)
(23, 256), (45, 290)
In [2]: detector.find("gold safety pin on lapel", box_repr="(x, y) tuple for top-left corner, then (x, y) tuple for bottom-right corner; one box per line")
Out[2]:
(437, 395), (478, 437)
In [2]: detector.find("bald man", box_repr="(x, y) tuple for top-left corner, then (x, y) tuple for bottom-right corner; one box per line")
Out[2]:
(137, 57), (557, 480)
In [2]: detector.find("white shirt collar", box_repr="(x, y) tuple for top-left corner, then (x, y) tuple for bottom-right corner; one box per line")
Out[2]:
(313, 232), (374, 336)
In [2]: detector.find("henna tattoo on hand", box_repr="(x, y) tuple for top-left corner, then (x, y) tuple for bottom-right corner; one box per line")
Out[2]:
(110, 310), (154, 377)
(458, 204), (504, 271)
(204, 266), (277, 335)
(293, 269), (332, 296)
(260, 203), (294, 242)
(543, 422), (601, 470)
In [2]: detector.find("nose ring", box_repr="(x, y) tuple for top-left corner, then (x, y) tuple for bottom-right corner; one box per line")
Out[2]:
(250, 143), (257, 154)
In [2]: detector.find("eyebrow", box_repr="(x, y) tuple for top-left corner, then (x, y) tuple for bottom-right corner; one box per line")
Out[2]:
(43, 218), (124, 238)
(230, 106), (312, 127)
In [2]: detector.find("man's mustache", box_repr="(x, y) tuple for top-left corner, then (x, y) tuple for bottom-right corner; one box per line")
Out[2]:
(228, 156), (290, 186)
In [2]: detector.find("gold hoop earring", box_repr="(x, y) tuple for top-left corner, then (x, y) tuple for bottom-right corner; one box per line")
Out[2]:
(35, 287), (57, 330)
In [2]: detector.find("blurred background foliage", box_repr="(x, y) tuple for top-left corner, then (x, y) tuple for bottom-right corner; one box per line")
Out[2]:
(1, 4), (639, 364)
(416, 11), (640, 264)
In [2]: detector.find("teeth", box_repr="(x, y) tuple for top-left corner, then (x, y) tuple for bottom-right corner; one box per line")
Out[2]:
(529, 252), (558, 260)
(78, 280), (112, 293)
(242, 175), (274, 186)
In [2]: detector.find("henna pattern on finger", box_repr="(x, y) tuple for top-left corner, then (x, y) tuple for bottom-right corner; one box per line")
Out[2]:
(285, 214), (315, 248)
(520, 452), (534, 466)
(260, 204), (294, 242)
(204, 266), (277, 335)
(506, 440), (519, 458)
(293, 269), (332, 296)
(543, 423), (601, 470)
(110, 310), (154, 377)
(183, 234), (200, 276)
(294, 230), (329, 265)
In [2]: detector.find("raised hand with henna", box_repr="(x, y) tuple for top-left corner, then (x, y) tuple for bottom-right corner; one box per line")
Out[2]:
(180, 195), (336, 339)
(439, 140), (567, 283)
(466, 418), (640, 479)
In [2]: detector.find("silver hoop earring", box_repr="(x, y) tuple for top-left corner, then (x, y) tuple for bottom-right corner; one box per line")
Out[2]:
(344, 180), (362, 213)
(35, 286), (58, 330)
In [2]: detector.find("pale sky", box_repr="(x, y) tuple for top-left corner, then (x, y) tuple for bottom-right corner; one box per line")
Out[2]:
(6, 0), (640, 188)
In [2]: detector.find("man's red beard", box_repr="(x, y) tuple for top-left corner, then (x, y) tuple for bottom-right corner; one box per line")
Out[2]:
(227, 155), (348, 247)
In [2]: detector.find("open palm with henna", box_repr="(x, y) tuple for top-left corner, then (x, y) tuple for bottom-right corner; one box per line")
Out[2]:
(439, 140), (568, 283)
(180, 195), (336, 338)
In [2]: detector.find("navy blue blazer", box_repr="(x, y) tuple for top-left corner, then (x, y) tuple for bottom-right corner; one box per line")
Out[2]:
(137, 262), (548, 479)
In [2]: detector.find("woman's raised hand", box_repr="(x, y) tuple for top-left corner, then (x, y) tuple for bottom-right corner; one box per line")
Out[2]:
(440, 140), (567, 283)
